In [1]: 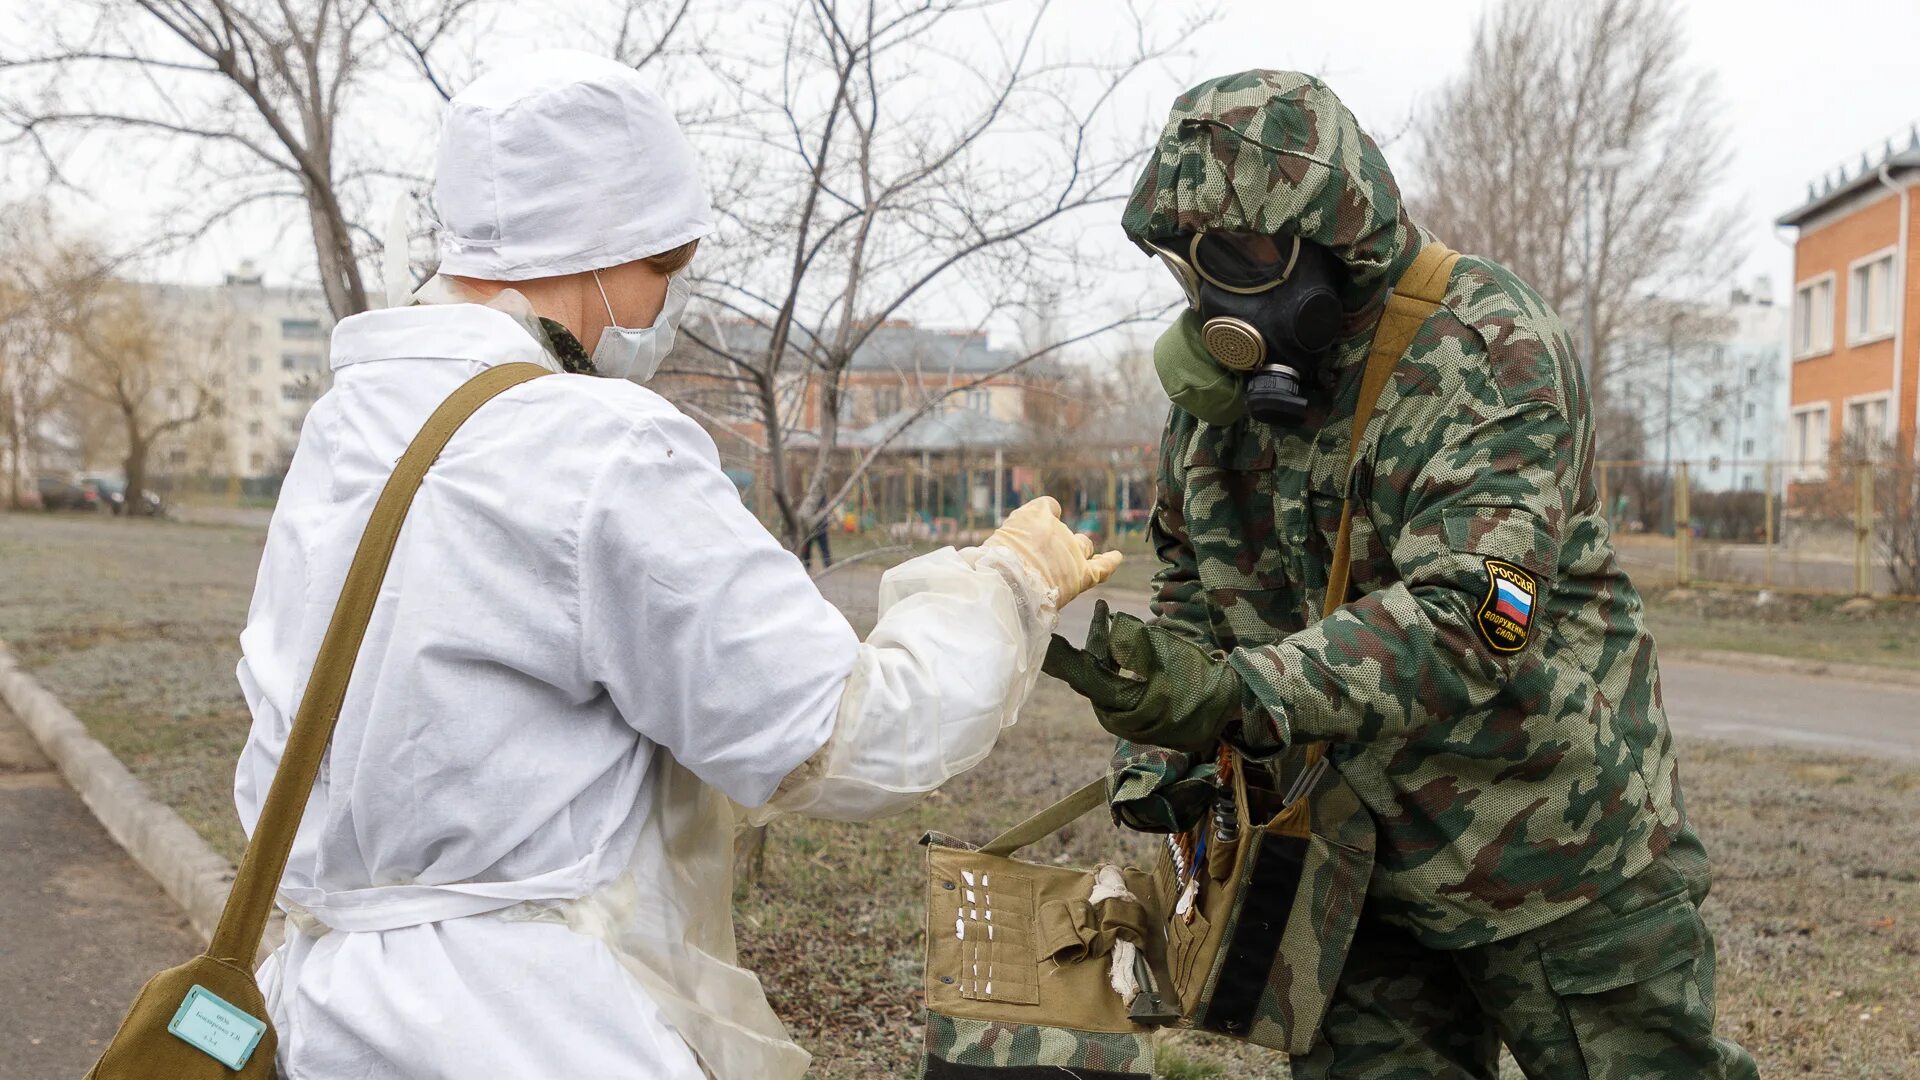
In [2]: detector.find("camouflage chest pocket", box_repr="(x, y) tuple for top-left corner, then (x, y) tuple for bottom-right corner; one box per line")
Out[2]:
(1182, 427), (1299, 647)
(1305, 471), (1397, 606)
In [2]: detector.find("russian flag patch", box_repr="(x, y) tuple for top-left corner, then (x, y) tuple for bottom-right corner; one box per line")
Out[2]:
(1475, 558), (1538, 653)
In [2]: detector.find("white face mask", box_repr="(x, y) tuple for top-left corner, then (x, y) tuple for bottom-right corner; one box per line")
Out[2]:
(591, 269), (689, 384)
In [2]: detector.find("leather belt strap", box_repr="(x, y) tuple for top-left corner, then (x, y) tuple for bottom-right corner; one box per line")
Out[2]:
(1322, 240), (1460, 620)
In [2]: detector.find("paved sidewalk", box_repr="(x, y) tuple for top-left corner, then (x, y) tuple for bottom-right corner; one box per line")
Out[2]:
(0, 700), (203, 1080)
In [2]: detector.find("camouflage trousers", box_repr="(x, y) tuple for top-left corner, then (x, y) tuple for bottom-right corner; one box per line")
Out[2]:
(1291, 828), (1757, 1080)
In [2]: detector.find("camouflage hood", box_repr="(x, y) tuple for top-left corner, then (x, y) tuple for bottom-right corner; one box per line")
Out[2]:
(1122, 70), (1421, 318)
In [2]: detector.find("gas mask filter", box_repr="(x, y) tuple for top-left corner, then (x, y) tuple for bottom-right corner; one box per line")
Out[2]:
(1148, 232), (1343, 426)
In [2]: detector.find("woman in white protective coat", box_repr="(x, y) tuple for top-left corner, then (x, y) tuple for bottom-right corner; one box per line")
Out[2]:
(232, 49), (1120, 1080)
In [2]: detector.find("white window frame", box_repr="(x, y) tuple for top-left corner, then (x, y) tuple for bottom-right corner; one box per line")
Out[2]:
(1790, 402), (1831, 481)
(1843, 391), (1891, 433)
(1793, 272), (1836, 360)
(1846, 247), (1898, 346)
(1842, 391), (1892, 459)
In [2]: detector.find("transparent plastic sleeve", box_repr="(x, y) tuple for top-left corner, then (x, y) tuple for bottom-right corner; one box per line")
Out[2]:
(754, 545), (1056, 823)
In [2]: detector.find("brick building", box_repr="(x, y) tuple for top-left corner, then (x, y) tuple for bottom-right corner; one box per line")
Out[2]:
(661, 317), (1142, 531)
(1776, 131), (1919, 477)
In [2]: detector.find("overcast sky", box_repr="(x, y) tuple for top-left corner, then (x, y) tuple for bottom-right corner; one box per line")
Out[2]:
(1195, 0), (1920, 301)
(19, 0), (1916, 347)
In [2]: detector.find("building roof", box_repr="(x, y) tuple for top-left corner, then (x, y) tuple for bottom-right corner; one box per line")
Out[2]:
(838, 406), (1030, 452)
(845, 322), (1016, 374)
(1777, 138), (1920, 228)
(698, 317), (1047, 377)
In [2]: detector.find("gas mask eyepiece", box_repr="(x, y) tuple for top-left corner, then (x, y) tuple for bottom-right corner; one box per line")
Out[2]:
(1147, 231), (1343, 427)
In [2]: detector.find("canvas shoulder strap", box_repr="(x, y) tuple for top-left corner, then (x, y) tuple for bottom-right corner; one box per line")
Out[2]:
(1271, 241), (1460, 828)
(980, 777), (1109, 857)
(207, 361), (550, 965)
(1320, 241), (1459, 620)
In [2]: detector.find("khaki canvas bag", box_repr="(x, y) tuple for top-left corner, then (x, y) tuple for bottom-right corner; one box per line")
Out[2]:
(84, 362), (550, 1079)
(919, 781), (1173, 1078)
(919, 242), (1461, 1070)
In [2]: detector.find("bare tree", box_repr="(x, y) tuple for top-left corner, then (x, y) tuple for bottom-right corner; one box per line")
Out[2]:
(0, 206), (68, 507)
(0, 202), (119, 506)
(1834, 429), (1920, 597)
(676, 0), (1199, 552)
(1881, 455), (1920, 598)
(1412, 0), (1742, 454)
(0, 1), (691, 320)
(1621, 300), (1736, 445)
(54, 268), (225, 514)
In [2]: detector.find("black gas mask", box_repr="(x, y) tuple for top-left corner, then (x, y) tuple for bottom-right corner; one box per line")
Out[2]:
(1147, 232), (1344, 426)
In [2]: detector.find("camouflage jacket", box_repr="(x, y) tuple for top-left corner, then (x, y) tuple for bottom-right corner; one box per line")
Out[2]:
(1118, 70), (1684, 950)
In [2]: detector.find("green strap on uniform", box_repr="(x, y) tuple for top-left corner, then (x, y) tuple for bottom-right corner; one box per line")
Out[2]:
(980, 778), (1110, 857)
(1272, 241), (1460, 831)
(207, 362), (551, 964)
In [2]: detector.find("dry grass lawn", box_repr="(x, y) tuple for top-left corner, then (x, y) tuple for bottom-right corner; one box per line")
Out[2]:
(740, 678), (1920, 1079)
(4, 511), (1917, 1077)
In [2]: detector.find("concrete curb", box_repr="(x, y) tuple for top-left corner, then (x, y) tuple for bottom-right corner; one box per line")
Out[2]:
(0, 643), (233, 944)
(1661, 646), (1920, 689)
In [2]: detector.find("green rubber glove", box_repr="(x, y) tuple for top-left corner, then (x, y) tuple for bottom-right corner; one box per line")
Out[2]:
(1042, 600), (1246, 754)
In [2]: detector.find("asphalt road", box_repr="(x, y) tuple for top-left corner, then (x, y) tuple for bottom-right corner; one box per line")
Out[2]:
(1659, 658), (1920, 761)
(0, 701), (204, 1080)
(1060, 585), (1920, 763)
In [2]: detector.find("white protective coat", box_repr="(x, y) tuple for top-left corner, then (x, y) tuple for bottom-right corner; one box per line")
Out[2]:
(234, 302), (1056, 1079)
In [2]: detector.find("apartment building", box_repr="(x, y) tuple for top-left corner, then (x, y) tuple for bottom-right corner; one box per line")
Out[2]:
(147, 263), (335, 481)
(1608, 281), (1788, 492)
(1777, 130), (1919, 477)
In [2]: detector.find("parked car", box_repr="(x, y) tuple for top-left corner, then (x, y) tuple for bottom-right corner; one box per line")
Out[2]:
(78, 473), (166, 517)
(36, 475), (100, 512)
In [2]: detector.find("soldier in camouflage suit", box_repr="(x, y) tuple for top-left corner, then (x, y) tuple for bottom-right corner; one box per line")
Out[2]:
(1048, 70), (1758, 1078)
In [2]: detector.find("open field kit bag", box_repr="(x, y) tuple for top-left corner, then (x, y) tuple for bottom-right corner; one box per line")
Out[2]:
(920, 780), (1175, 1078)
(917, 745), (1376, 1073)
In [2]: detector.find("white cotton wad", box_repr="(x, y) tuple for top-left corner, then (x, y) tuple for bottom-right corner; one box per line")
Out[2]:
(1091, 865), (1142, 1005)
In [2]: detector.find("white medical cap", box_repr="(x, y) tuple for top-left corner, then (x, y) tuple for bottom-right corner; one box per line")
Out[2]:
(434, 49), (715, 280)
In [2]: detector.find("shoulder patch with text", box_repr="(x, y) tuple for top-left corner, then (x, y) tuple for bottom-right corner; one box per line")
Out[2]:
(1475, 558), (1536, 653)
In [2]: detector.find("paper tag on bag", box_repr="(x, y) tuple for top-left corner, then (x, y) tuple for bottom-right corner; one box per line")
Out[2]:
(167, 984), (266, 1070)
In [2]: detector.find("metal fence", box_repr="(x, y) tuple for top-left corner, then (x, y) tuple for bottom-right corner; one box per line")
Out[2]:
(1595, 458), (1920, 598)
(738, 444), (1161, 548)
